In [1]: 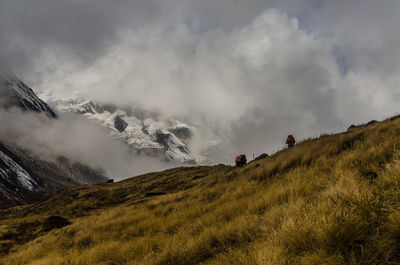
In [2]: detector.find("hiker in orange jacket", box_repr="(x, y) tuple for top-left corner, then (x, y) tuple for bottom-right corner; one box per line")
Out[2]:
(235, 154), (247, 167)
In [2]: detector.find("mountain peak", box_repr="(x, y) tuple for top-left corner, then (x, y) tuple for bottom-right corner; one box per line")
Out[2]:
(0, 74), (57, 118)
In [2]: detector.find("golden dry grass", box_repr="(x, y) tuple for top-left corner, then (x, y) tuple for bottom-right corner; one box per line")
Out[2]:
(2, 118), (400, 264)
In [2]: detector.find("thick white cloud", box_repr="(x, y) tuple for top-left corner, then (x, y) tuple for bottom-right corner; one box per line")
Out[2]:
(2, 1), (400, 165)
(35, 9), (343, 162)
(0, 108), (173, 179)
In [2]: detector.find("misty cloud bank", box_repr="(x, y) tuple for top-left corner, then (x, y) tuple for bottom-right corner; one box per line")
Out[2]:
(1, 0), (400, 167)
(0, 108), (175, 180)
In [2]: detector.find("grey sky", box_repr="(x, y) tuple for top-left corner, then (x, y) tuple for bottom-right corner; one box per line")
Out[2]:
(1, 0), (400, 165)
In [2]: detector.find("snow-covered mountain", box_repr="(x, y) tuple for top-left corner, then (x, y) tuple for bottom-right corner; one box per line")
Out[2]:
(0, 74), (108, 208)
(0, 144), (40, 193)
(41, 95), (205, 164)
(0, 139), (108, 208)
(0, 73), (57, 118)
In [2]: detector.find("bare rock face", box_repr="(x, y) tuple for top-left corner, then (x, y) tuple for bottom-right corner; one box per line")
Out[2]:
(0, 75), (57, 118)
(114, 116), (128, 132)
(156, 129), (189, 154)
(169, 126), (192, 140)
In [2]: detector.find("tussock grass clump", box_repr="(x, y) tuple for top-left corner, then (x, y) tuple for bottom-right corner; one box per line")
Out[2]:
(2, 118), (400, 264)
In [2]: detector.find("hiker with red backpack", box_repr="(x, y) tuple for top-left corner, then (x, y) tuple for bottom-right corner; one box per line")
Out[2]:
(235, 154), (247, 167)
(286, 135), (296, 148)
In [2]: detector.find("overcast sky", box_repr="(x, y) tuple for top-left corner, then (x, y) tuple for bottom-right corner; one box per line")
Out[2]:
(1, 0), (400, 164)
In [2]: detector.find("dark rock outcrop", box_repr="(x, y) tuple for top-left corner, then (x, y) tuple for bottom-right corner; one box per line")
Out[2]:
(155, 130), (172, 147)
(114, 116), (128, 132)
(155, 129), (190, 161)
(156, 130), (188, 153)
(169, 126), (192, 140)
(255, 153), (269, 160)
(42, 216), (70, 232)
(347, 124), (358, 131)
(390, 115), (400, 121)
(348, 120), (378, 132)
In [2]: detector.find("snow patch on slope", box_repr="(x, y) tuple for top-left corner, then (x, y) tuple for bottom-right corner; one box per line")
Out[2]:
(0, 150), (37, 191)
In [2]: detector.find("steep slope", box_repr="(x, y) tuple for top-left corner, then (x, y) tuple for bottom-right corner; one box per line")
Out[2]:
(0, 75), (108, 208)
(2, 116), (400, 264)
(0, 74), (57, 118)
(0, 139), (108, 209)
(0, 142), (43, 207)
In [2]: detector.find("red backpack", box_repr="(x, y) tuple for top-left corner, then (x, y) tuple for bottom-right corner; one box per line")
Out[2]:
(287, 135), (295, 143)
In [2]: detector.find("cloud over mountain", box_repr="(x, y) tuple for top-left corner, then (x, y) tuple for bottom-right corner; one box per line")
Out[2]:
(1, 0), (399, 164)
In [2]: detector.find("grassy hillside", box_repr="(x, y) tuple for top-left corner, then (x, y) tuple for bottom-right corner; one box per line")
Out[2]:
(2, 117), (400, 264)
